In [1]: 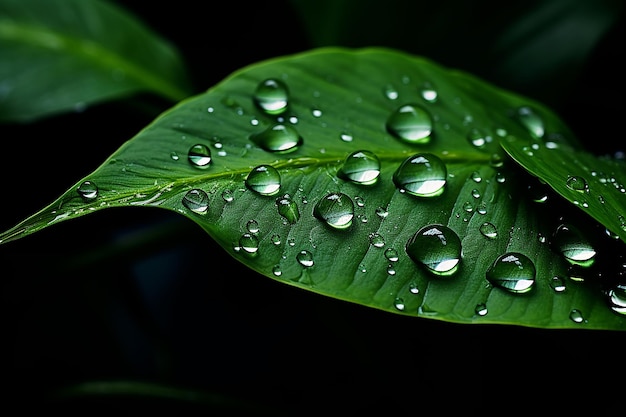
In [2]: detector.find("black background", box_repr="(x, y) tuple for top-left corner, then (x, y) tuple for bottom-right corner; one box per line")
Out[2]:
(1, 0), (624, 415)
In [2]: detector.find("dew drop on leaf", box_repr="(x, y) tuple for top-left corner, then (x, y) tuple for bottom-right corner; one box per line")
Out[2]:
(550, 276), (567, 292)
(338, 150), (381, 185)
(253, 78), (289, 115)
(386, 103), (433, 144)
(393, 153), (447, 197)
(188, 144), (212, 168)
(420, 82), (438, 103)
(384, 247), (399, 262)
(566, 175), (589, 193)
(475, 303), (488, 316)
(486, 252), (536, 294)
(479, 222), (498, 239)
(296, 249), (314, 267)
(607, 284), (626, 315)
(569, 308), (586, 323)
(246, 219), (260, 234)
(245, 165), (281, 196)
(275, 194), (300, 224)
(369, 233), (385, 247)
(249, 123), (303, 153)
(313, 192), (354, 230)
(406, 224), (462, 276)
(467, 127), (488, 149)
(182, 189), (209, 214)
(77, 180), (98, 200)
(394, 297), (405, 311)
(239, 232), (259, 254)
(552, 223), (596, 267)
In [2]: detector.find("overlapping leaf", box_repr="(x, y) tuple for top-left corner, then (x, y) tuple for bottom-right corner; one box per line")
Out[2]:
(1, 47), (624, 330)
(0, 0), (191, 122)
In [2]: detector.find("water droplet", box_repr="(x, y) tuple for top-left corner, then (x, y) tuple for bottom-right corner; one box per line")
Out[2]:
(296, 249), (314, 267)
(313, 192), (354, 230)
(253, 78), (289, 115)
(188, 144), (212, 168)
(383, 84), (399, 100)
(77, 180), (98, 200)
(550, 276), (567, 292)
(339, 131), (353, 142)
(272, 265), (282, 276)
(221, 189), (234, 202)
(384, 248), (399, 262)
(246, 219), (260, 234)
(406, 224), (462, 276)
(486, 252), (536, 294)
(369, 233), (385, 248)
(479, 222), (498, 239)
(475, 303), (488, 316)
(375, 206), (389, 219)
(394, 297), (405, 311)
(338, 150), (381, 185)
(569, 308), (586, 324)
(420, 82), (438, 103)
(182, 189), (209, 214)
(552, 223), (596, 267)
(271, 234), (281, 245)
(275, 194), (300, 224)
(250, 123), (302, 153)
(239, 233), (259, 254)
(170, 151), (179, 161)
(566, 175), (589, 193)
(409, 281), (420, 294)
(386, 104), (433, 144)
(467, 128), (488, 148)
(393, 153), (447, 197)
(515, 106), (544, 139)
(470, 171), (482, 183)
(245, 165), (281, 196)
(607, 284), (626, 315)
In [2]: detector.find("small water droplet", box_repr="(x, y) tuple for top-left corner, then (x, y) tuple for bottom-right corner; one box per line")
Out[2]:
(250, 123), (302, 153)
(550, 276), (567, 292)
(272, 265), (282, 276)
(394, 297), (405, 311)
(182, 189), (209, 214)
(393, 153), (447, 197)
(245, 165), (281, 196)
(386, 104), (433, 144)
(338, 150), (381, 185)
(271, 234), (281, 245)
(607, 284), (626, 316)
(406, 224), (462, 276)
(569, 308), (586, 323)
(188, 144), (212, 168)
(369, 233), (385, 248)
(296, 249), (314, 267)
(467, 128), (488, 148)
(479, 222), (498, 239)
(566, 175), (589, 193)
(383, 84), (399, 100)
(246, 219), (260, 234)
(475, 303), (488, 316)
(77, 180), (98, 200)
(515, 106), (544, 139)
(552, 223), (596, 267)
(275, 194), (300, 224)
(170, 151), (179, 161)
(313, 192), (354, 230)
(384, 248), (399, 262)
(340, 131), (353, 142)
(486, 252), (536, 294)
(221, 189), (234, 202)
(253, 78), (289, 115)
(420, 82), (438, 103)
(409, 281), (420, 294)
(239, 233), (259, 254)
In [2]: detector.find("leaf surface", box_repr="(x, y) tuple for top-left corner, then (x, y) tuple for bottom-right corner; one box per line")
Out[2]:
(2, 47), (624, 330)
(0, 0), (191, 122)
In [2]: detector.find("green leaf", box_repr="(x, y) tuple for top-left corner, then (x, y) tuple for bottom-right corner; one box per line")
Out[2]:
(0, 0), (192, 123)
(1, 47), (624, 330)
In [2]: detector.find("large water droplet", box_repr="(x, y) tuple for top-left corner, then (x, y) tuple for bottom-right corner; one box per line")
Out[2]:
(486, 252), (536, 294)
(406, 224), (462, 276)
(249, 123), (302, 153)
(275, 194), (300, 224)
(239, 233), (259, 254)
(188, 144), (212, 168)
(253, 78), (289, 115)
(245, 165), (281, 196)
(607, 284), (626, 315)
(393, 153), (447, 197)
(338, 150), (381, 185)
(566, 175), (589, 193)
(515, 106), (544, 139)
(552, 223), (596, 267)
(77, 180), (98, 200)
(386, 104), (433, 144)
(313, 192), (354, 230)
(182, 189), (209, 214)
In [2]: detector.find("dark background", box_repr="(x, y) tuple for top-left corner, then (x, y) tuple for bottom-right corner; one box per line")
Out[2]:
(1, 0), (624, 415)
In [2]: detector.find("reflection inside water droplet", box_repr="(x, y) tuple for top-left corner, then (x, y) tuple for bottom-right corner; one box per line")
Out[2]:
(249, 123), (302, 153)
(406, 224), (461, 276)
(338, 150), (381, 185)
(275, 194), (300, 224)
(313, 192), (354, 230)
(188, 144), (212, 167)
(386, 103), (433, 144)
(182, 189), (209, 214)
(393, 153), (447, 197)
(486, 252), (535, 293)
(77, 180), (98, 200)
(245, 165), (281, 196)
(253, 78), (289, 115)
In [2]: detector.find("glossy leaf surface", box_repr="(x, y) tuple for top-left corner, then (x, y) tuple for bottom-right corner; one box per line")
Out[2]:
(1, 47), (624, 330)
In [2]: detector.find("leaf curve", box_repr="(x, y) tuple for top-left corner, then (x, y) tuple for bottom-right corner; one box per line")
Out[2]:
(1, 47), (624, 330)
(0, 0), (191, 123)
